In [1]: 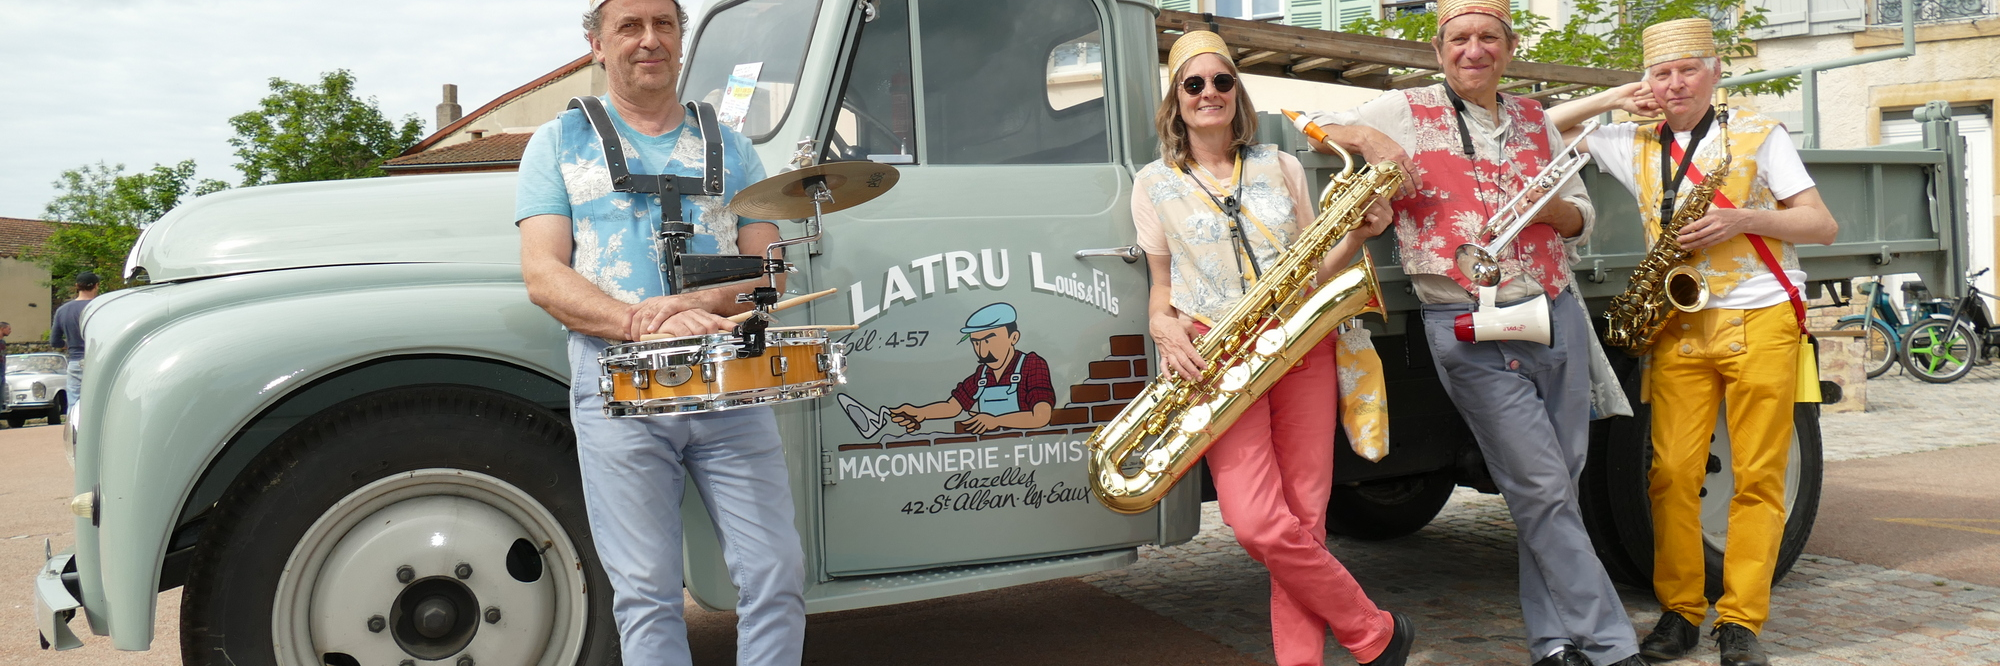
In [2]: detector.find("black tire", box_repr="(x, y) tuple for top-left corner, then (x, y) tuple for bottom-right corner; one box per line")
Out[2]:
(1899, 319), (1980, 383)
(3, 415), (23, 429)
(1326, 469), (1456, 540)
(1584, 386), (1824, 594)
(1832, 318), (1896, 379)
(180, 386), (620, 666)
(48, 398), (65, 425)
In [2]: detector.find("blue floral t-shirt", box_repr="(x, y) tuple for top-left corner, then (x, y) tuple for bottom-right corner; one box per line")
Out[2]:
(516, 97), (771, 303)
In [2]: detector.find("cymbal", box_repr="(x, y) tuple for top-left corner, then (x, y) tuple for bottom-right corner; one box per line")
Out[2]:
(729, 161), (900, 219)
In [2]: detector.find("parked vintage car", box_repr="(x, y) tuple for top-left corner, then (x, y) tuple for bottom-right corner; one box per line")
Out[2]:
(6, 353), (67, 428)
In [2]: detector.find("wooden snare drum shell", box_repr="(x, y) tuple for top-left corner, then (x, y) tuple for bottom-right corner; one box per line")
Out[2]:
(609, 338), (828, 403)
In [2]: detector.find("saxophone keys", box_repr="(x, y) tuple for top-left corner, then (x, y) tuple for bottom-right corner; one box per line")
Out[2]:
(1219, 363), (1253, 392)
(1254, 328), (1286, 355)
(1179, 403), (1213, 434)
(1142, 448), (1171, 474)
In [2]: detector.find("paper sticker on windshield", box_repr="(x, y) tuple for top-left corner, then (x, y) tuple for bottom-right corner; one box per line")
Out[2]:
(718, 62), (763, 131)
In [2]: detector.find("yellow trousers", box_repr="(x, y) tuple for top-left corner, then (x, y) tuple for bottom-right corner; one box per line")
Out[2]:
(1646, 303), (1796, 633)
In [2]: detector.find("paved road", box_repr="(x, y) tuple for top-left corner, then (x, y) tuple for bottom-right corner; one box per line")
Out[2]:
(3, 371), (1996, 665)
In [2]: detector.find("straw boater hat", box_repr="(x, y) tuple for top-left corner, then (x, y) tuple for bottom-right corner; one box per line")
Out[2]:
(1642, 18), (1719, 69)
(1167, 30), (1231, 79)
(1437, 0), (1511, 28)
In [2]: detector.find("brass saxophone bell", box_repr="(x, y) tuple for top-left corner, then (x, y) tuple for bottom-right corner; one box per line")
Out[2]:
(1664, 265), (1710, 313)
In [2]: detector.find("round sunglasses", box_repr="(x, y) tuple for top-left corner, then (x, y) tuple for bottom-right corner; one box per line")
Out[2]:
(1180, 72), (1237, 96)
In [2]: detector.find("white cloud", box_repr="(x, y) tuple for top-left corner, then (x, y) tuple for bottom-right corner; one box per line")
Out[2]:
(0, 0), (675, 218)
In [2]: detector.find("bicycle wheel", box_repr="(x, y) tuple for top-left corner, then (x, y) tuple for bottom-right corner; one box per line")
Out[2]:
(1833, 318), (1896, 378)
(1899, 319), (1980, 383)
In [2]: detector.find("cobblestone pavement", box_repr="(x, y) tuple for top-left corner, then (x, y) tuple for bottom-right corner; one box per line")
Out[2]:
(1820, 369), (2000, 461)
(1083, 373), (2000, 665)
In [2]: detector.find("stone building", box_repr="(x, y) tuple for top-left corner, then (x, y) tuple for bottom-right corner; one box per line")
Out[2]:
(0, 217), (57, 341)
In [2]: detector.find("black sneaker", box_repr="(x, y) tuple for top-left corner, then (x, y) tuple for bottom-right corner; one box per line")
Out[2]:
(1531, 645), (1592, 666)
(1362, 611), (1415, 666)
(1714, 622), (1770, 666)
(1638, 612), (1700, 660)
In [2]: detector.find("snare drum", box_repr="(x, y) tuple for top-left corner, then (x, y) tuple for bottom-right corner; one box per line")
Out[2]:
(598, 326), (848, 417)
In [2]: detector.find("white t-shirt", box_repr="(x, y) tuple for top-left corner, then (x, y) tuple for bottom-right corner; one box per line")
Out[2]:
(1585, 117), (1816, 310)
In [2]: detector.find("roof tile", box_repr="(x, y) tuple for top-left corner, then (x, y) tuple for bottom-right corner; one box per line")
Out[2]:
(0, 217), (58, 259)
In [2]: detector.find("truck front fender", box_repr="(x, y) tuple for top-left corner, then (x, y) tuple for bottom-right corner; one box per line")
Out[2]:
(81, 264), (567, 649)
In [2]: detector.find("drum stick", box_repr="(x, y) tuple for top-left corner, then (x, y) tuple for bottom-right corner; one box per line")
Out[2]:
(726, 287), (839, 323)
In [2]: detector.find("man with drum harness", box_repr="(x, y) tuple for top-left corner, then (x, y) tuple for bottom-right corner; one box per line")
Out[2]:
(1549, 19), (1837, 666)
(1299, 0), (1644, 664)
(515, 0), (805, 664)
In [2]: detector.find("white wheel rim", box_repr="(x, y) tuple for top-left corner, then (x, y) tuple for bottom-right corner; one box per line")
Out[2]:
(272, 469), (589, 666)
(1698, 402), (1803, 554)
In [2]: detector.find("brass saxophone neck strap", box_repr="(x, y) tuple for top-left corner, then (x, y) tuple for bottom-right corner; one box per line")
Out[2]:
(1657, 104), (1720, 221)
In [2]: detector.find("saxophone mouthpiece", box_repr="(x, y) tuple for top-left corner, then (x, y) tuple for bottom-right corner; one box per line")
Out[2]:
(1284, 109), (1330, 145)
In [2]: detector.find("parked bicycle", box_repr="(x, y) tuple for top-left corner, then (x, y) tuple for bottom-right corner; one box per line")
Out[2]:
(1899, 267), (1998, 383)
(1832, 278), (1954, 377)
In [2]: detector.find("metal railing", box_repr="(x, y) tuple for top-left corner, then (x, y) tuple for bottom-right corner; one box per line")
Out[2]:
(1876, 0), (1995, 24)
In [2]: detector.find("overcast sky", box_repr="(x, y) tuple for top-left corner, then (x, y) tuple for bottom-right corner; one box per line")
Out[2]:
(0, 0), (711, 220)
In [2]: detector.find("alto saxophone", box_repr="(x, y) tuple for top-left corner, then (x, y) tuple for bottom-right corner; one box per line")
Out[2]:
(1086, 114), (1402, 514)
(1603, 102), (1732, 355)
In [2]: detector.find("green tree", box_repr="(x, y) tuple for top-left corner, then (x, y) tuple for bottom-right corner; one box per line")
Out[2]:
(1343, 0), (1797, 97)
(31, 160), (228, 292)
(228, 69), (426, 186)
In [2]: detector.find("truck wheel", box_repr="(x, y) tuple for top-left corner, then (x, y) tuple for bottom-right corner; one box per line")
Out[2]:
(180, 386), (619, 666)
(1585, 397), (1824, 595)
(1325, 469), (1455, 540)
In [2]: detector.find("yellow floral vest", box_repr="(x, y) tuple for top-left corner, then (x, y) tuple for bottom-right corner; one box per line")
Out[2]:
(1633, 108), (1796, 299)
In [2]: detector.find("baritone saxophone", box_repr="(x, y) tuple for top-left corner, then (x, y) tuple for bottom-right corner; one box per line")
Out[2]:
(1085, 111), (1402, 515)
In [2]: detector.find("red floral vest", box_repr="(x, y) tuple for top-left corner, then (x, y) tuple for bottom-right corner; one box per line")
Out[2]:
(1391, 86), (1571, 298)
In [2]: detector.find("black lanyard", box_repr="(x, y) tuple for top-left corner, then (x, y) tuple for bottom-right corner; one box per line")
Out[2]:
(1657, 105), (1719, 221)
(1442, 84), (1479, 157)
(1190, 147), (1265, 283)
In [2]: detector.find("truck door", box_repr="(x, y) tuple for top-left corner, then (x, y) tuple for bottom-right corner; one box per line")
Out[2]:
(804, 0), (1164, 575)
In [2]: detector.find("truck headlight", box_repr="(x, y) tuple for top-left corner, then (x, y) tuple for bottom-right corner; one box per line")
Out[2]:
(32, 382), (47, 400)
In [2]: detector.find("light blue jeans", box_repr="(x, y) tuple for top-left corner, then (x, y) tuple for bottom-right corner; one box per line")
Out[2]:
(567, 334), (806, 666)
(65, 358), (83, 411)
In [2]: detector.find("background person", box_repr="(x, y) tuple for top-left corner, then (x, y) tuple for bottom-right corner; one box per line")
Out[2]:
(1132, 30), (1414, 666)
(48, 271), (99, 412)
(1298, 0), (1645, 663)
(514, 0), (804, 663)
(1549, 18), (1838, 666)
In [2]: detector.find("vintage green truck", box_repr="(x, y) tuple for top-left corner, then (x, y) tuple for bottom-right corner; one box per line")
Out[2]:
(36, 1), (1971, 664)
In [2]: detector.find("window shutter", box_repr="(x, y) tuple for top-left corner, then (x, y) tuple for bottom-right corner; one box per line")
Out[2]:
(1512, 0), (1528, 16)
(1807, 0), (1864, 33)
(1289, 0), (1330, 29)
(1334, 0), (1377, 29)
(1752, 0), (1810, 38)
(1160, 0), (1198, 11)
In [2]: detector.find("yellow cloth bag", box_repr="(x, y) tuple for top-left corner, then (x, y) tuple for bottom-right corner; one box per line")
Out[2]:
(1335, 324), (1391, 462)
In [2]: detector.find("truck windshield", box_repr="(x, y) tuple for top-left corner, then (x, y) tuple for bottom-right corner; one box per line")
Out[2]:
(682, 0), (821, 142)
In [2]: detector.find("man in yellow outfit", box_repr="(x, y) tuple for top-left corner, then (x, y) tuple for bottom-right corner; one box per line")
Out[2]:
(1549, 18), (1837, 666)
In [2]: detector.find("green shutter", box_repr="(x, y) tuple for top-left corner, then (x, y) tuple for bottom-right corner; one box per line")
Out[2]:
(1334, 0), (1375, 30)
(1159, 0), (1197, 10)
(1510, 0), (1527, 17)
(1288, 0), (1329, 29)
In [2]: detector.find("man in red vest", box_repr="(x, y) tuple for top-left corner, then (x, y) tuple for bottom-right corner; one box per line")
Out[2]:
(1301, 1), (1643, 664)
(1550, 18), (1837, 666)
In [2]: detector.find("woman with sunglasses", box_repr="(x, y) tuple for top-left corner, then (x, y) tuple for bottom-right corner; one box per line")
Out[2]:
(1129, 31), (1412, 666)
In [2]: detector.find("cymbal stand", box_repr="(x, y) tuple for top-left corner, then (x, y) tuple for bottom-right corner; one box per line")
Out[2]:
(733, 176), (833, 357)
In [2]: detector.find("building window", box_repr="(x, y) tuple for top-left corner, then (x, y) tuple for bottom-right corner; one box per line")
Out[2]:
(1875, 0), (1995, 24)
(1382, 0), (1437, 19)
(1213, 0), (1284, 20)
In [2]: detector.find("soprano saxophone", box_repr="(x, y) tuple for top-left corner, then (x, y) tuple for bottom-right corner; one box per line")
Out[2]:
(1086, 112), (1402, 514)
(1602, 101), (1732, 354)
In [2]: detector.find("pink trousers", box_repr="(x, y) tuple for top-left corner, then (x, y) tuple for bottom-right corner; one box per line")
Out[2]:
(1205, 336), (1395, 665)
